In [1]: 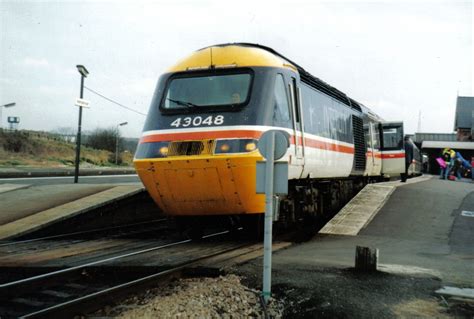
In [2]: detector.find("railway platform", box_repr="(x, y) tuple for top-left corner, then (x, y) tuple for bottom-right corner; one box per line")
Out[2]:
(0, 183), (145, 240)
(255, 175), (474, 284)
(235, 175), (474, 317)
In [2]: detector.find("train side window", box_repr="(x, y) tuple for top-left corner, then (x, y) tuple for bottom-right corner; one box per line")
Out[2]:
(372, 122), (380, 150)
(273, 74), (291, 125)
(292, 77), (300, 123)
(364, 124), (371, 150)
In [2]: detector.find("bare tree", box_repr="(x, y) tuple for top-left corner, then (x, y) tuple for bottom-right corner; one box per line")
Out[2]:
(84, 127), (120, 153)
(53, 127), (76, 143)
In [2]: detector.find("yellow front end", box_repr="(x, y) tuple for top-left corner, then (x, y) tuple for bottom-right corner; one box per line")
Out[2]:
(134, 154), (265, 216)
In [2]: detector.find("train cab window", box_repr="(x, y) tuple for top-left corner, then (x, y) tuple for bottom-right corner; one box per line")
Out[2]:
(382, 126), (403, 150)
(161, 71), (253, 111)
(273, 74), (291, 126)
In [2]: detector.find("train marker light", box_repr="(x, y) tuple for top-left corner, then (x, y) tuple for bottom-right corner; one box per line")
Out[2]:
(219, 143), (230, 152)
(245, 142), (257, 152)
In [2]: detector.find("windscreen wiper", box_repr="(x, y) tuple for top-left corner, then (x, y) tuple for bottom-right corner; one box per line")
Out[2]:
(167, 98), (200, 108)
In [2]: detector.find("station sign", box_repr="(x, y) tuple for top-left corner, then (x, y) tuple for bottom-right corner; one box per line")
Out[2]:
(75, 98), (90, 108)
(7, 117), (20, 123)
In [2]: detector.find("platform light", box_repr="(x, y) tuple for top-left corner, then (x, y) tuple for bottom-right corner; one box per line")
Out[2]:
(76, 65), (89, 78)
(0, 102), (15, 129)
(115, 121), (128, 165)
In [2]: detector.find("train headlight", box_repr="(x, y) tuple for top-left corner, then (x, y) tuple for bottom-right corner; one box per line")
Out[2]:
(159, 146), (169, 156)
(214, 139), (258, 154)
(134, 141), (170, 159)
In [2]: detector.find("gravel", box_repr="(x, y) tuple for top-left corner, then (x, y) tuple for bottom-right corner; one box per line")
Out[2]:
(235, 260), (457, 318)
(93, 275), (284, 318)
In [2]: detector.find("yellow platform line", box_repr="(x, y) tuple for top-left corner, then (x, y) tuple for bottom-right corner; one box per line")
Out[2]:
(0, 185), (144, 240)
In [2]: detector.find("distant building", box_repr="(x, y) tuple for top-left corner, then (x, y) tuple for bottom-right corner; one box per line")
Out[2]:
(454, 96), (474, 141)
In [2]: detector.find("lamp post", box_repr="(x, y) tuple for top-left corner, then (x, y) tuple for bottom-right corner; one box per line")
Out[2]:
(115, 122), (128, 165)
(0, 102), (16, 129)
(74, 65), (89, 184)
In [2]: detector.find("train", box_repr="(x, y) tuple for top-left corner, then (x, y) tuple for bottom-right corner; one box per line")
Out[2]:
(134, 43), (418, 236)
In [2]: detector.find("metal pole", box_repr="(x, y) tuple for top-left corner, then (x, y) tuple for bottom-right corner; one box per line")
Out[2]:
(115, 126), (119, 165)
(262, 131), (275, 303)
(74, 75), (84, 184)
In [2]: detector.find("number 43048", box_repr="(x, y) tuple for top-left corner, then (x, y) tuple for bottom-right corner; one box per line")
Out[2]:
(170, 115), (224, 128)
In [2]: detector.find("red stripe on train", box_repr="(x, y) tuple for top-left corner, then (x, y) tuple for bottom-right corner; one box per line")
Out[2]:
(381, 153), (405, 159)
(140, 130), (355, 155)
(140, 130), (262, 143)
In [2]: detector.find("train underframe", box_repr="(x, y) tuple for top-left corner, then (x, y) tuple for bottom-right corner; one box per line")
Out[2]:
(176, 175), (374, 239)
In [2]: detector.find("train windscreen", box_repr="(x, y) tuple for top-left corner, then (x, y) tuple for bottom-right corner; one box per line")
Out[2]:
(162, 71), (252, 110)
(382, 126), (403, 150)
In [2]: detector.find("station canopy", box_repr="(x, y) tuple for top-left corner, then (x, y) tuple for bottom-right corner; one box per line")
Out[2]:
(422, 141), (474, 150)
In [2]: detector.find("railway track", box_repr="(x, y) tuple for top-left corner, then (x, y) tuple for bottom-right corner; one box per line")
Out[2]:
(0, 218), (170, 247)
(0, 230), (254, 318)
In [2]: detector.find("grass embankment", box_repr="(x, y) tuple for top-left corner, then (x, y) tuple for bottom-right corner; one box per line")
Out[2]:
(0, 130), (133, 168)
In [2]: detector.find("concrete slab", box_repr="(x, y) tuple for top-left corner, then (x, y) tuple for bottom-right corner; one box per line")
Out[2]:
(319, 175), (432, 236)
(319, 185), (394, 235)
(0, 184), (30, 194)
(436, 287), (474, 299)
(0, 185), (144, 240)
(0, 184), (114, 226)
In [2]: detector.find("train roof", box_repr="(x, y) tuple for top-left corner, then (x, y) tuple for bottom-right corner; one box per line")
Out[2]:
(169, 43), (366, 112)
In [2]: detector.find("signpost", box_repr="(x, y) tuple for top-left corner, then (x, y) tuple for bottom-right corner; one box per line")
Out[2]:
(74, 64), (89, 184)
(74, 98), (90, 108)
(256, 130), (290, 303)
(7, 116), (20, 130)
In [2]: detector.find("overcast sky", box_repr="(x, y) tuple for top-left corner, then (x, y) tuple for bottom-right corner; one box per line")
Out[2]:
(0, 0), (472, 138)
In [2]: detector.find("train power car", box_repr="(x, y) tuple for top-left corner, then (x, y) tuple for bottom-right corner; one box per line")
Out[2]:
(134, 43), (407, 234)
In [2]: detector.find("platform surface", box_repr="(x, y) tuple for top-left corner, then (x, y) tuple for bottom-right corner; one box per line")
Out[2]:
(319, 175), (431, 235)
(277, 177), (474, 285)
(0, 183), (144, 240)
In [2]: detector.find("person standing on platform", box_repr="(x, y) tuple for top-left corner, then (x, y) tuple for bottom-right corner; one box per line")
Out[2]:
(451, 156), (462, 181)
(439, 149), (451, 179)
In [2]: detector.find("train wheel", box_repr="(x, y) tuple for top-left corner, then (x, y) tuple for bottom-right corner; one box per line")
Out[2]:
(175, 217), (204, 240)
(240, 215), (263, 241)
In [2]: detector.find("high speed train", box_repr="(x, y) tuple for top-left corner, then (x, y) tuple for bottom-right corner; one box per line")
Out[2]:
(134, 43), (409, 234)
